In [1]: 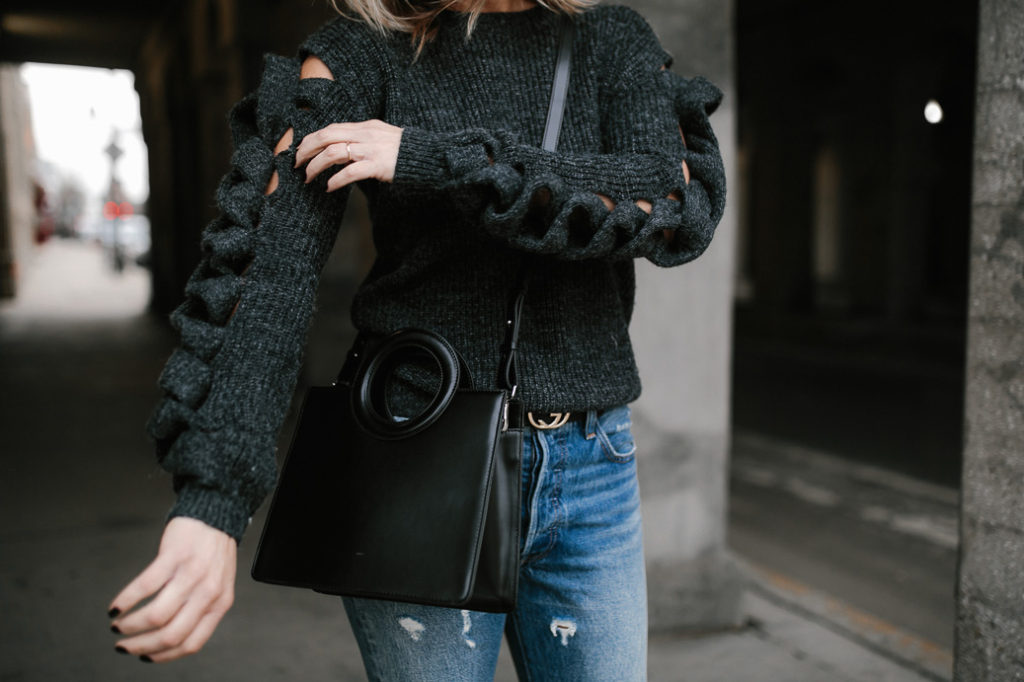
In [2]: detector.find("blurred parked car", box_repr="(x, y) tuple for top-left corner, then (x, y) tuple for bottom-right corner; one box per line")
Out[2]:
(79, 213), (151, 270)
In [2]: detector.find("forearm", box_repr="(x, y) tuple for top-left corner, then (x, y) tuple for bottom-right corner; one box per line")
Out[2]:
(147, 55), (359, 541)
(391, 72), (724, 264)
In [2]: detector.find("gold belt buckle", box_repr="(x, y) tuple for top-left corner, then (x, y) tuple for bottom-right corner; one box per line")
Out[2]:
(527, 411), (571, 430)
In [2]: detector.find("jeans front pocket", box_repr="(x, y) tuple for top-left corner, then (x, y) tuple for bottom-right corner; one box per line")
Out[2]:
(595, 405), (637, 463)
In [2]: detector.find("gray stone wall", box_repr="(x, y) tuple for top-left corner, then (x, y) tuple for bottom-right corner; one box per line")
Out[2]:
(0, 65), (37, 299)
(955, 0), (1024, 678)
(622, 0), (744, 630)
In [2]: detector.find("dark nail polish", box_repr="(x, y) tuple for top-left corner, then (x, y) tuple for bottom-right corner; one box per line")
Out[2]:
(110, 624), (121, 634)
(140, 655), (154, 663)
(115, 646), (129, 655)
(108, 607), (121, 618)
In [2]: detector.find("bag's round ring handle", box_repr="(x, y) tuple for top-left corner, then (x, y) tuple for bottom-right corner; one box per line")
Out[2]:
(350, 328), (472, 440)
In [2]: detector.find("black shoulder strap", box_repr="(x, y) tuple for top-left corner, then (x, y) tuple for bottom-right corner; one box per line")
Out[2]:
(542, 14), (575, 154)
(500, 13), (574, 395)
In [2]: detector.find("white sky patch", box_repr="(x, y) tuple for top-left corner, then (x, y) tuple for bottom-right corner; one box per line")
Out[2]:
(20, 63), (149, 211)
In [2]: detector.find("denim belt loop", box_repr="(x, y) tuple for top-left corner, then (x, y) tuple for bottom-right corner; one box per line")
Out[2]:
(584, 409), (599, 440)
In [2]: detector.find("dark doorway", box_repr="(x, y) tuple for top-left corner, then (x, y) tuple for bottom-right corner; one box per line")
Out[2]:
(733, 0), (979, 487)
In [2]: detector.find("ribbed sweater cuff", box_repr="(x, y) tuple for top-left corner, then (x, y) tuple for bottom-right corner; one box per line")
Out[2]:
(168, 484), (252, 543)
(393, 126), (451, 187)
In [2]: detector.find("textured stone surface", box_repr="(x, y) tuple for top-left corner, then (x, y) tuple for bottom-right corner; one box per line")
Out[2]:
(641, 0), (731, 85)
(646, 551), (746, 628)
(956, 591), (1024, 682)
(624, 0), (743, 630)
(962, 453), (1024, 531)
(955, 0), (1024, 679)
(959, 520), (1024, 610)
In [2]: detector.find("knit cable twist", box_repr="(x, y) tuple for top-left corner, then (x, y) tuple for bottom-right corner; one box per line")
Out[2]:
(146, 55), (365, 541)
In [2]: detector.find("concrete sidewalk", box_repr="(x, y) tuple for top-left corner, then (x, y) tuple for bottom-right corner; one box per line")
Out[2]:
(0, 518), (950, 681)
(0, 519), (950, 681)
(0, 241), (950, 681)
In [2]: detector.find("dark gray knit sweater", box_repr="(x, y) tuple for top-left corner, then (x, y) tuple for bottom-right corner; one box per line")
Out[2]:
(147, 2), (726, 541)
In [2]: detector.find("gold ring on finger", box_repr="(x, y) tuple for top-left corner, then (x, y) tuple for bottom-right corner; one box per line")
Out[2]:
(346, 142), (352, 161)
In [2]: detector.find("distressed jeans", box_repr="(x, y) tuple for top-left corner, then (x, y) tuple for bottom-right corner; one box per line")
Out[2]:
(342, 405), (648, 681)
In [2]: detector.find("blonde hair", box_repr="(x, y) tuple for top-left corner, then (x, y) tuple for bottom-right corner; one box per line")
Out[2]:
(328, 0), (595, 58)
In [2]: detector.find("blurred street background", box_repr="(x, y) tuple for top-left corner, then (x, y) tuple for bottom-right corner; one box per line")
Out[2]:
(2, 0), (1021, 680)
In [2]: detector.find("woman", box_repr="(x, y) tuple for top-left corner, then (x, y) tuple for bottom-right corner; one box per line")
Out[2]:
(108, 0), (725, 678)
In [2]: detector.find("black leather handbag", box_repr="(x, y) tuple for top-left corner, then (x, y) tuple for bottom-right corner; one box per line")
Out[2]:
(250, 15), (575, 613)
(251, 328), (525, 611)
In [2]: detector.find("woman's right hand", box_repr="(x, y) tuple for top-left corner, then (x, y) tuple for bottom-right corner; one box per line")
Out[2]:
(108, 516), (237, 663)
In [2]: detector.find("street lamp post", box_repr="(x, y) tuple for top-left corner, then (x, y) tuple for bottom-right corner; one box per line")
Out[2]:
(103, 132), (125, 272)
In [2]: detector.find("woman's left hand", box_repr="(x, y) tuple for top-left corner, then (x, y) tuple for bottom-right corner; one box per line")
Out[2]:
(294, 120), (403, 191)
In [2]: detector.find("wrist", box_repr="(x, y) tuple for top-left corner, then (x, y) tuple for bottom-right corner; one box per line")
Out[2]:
(393, 127), (501, 189)
(392, 126), (452, 188)
(169, 484), (251, 544)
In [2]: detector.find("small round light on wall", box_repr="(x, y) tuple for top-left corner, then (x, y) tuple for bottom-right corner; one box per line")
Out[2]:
(924, 99), (944, 124)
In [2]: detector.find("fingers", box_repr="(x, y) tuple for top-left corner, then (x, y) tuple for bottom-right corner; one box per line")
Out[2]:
(108, 517), (237, 663)
(146, 611), (225, 663)
(116, 581), (233, 662)
(294, 120), (402, 187)
(303, 141), (356, 183)
(108, 554), (175, 620)
(114, 589), (204, 658)
(294, 121), (378, 169)
(326, 161), (381, 192)
(112, 565), (198, 638)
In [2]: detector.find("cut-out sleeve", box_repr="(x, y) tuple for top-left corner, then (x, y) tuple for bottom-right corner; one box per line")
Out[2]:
(391, 10), (725, 266)
(146, 54), (375, 542)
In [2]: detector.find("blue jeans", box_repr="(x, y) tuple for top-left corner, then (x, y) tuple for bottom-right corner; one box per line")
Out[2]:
(342, 405), (647, 681)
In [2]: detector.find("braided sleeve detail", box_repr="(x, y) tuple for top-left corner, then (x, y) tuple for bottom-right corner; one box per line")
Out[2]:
(392, 68), (725, 265)
(146, 53), (372, 541)
(650, 73), (726, 267)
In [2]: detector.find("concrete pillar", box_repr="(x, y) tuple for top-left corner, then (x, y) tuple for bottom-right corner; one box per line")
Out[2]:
(0, 65), (37, 299)
(625, 0), (744, 629)
(137, 0), (246, 315)
(138, 0), (335, 315)
(955, 0), (1024, 678)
